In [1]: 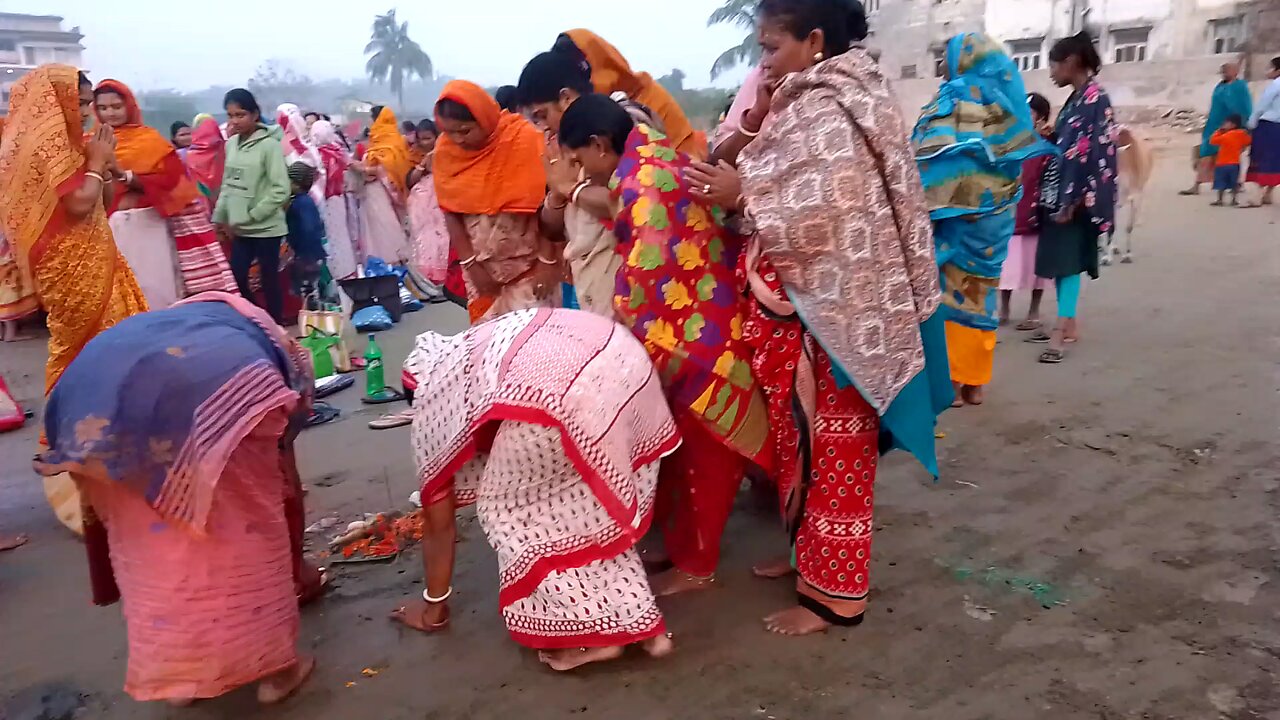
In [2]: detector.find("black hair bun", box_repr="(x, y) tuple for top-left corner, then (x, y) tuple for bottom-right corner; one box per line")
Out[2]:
(846, 0), (869, 42)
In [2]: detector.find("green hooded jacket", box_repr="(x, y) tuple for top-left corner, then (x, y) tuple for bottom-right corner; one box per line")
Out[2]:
(213, 123), (290, 237)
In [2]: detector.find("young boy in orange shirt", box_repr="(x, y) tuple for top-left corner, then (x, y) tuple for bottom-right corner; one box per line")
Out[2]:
(1210, 114), (1251, 206)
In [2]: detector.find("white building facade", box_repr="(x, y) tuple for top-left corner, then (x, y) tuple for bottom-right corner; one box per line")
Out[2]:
(870, 0), (1269, 82)
(1, 13), (85, 113)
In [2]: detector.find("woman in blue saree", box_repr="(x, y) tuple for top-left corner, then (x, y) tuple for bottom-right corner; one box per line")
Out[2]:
(912, 33), (1056, 404)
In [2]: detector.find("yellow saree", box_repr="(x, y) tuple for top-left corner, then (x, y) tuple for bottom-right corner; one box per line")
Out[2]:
(0, 64), (147, 393)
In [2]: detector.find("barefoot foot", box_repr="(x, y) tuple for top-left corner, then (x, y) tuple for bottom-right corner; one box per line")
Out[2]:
(641, 633), (675, 659)
(763, 606), (832, 636)
(960, 385), (984, 406)
(389, 598), (450, 633)
(649, 568), (717, 598)
(538, 645), (625, 672)
(257, 655), (315, 704)
(751, 556), (795, 579)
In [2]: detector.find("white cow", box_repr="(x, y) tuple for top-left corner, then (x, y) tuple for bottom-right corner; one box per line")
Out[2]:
(1102, 125), (1153, 265)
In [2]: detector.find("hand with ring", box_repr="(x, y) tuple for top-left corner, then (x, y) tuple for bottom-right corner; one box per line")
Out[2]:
(685, 160), (743, 209)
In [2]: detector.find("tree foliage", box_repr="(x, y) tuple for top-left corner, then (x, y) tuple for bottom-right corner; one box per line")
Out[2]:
(364, 9), (434, 111)
(248, 59), (316, 113)
(708, 0), (761, 80)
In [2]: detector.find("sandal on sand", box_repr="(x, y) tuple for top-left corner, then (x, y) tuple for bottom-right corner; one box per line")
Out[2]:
(368, 409), (414, 430)
(1015, 319), (1042, 331)
(1039, 349), (1065, 364)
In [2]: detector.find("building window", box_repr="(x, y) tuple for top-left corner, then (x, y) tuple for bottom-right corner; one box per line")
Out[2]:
(1209, 16), (1245, 54)
(1008, 39), (1043, 71)
(1111, 28), (1149, 63)
(22, 46), (36, 65)
(931, 47), (946, 77)
(865, 0), (881, 13)
(0, 40), (15, 52)
(901, 64), (918, 79)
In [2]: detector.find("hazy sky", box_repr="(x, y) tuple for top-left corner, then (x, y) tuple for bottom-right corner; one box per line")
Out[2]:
(13, 1), (752, 91)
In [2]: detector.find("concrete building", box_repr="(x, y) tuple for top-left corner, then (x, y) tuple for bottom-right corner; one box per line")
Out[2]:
(869, 0), (1279, 114)
(1, 12), (85, 113)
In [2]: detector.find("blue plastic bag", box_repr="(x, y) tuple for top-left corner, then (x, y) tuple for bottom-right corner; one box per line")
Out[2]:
(363, 257), (397, 277)
(352, 305), (394, 332)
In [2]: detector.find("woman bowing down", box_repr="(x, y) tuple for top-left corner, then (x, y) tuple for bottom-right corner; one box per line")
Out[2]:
(392, 308), (677, 672)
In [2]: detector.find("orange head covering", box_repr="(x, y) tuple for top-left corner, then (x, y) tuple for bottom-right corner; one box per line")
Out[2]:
(364, 106), (415, 196)
(560, 29), (704, 160)
(93, 79), (199, 216)
(0, 64), (88, 267)
(432, 80), (547, 216)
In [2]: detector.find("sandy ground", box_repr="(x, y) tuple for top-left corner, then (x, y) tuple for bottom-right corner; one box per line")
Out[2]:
(1, 142), (1278, 720)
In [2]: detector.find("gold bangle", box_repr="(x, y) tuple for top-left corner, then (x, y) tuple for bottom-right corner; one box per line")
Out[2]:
(570, 181), (591, 206)
(84, 171), (106, 184)
(537, 255), (559, 265)
(738, 124), (760, 138)
(546, 193), (569, 210)
(459, 255), (477, 267)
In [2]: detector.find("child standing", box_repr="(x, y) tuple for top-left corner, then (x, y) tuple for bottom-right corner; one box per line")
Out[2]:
(999, 92), (1055, 330)
(1210, 114), (1251, 206)
(285, 162), (330, 306)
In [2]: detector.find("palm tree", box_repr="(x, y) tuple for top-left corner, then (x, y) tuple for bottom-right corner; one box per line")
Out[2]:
(364, 9), (434, 110)
(708, 0), (760, 80)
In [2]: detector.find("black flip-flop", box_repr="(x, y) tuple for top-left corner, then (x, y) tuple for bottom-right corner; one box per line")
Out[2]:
(306, 402), (341, 427)
(361, 387), (406, 405)
(1026, 331), (1052, 344)
(1039, 349), (1065, 364)
(315, 374), (355, 399)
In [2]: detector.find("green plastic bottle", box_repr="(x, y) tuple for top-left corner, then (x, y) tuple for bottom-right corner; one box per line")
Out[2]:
(364, 334), (385, 398)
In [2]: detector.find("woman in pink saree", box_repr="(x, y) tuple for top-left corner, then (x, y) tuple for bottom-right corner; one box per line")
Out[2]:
(404, 119), (450, 285)
(309, 119), (359, 280)
(35, 292), (323, 706)
(391, 308), (678, 671)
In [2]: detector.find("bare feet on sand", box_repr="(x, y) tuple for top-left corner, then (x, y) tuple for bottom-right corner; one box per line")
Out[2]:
(538, 646), (624, 671)
(256, 655), (315, 704)
(763, 606), (832, 636)
(538, 634), (675, 672)
(0, 534), (28, 552)
(751, 556), (794, 579)
(648, 568), (717, 597)
(641, 633), (675, 659)
(389, 598), (450, 633)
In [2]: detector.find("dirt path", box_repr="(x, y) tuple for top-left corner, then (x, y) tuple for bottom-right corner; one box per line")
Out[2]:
(1, 145), (1277, 719)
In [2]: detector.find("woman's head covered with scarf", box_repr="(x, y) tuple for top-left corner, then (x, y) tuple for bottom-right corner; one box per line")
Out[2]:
(363, 104), (414, 196)
(912, 32), (1058, 220)
(431, 80), (546, 216)
(92, 78), (201, 215)
(554, 29), (704, 159)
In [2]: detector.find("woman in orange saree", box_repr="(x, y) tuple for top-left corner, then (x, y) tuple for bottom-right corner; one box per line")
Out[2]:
(358, 105), (413, 263)
(1, 115), (41, 341)
(93, 79), (237, 299)
(433, 80), (561, 323)
(0, 64), (148, 395)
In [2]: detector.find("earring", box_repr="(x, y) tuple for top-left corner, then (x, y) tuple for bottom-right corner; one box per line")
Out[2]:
(813, 51), (825, 62)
